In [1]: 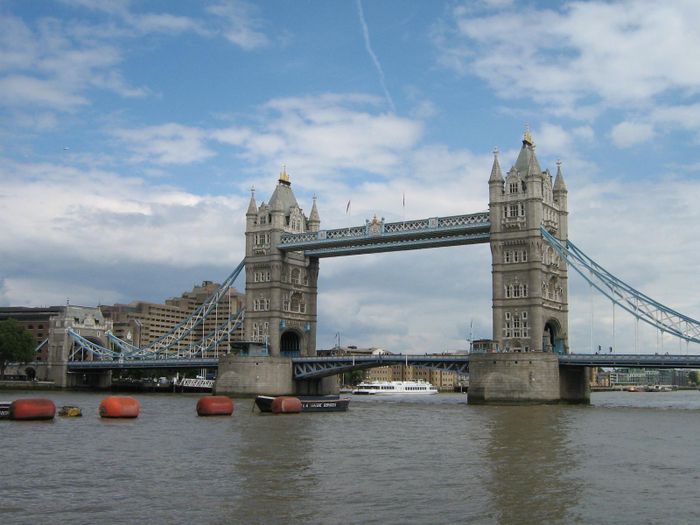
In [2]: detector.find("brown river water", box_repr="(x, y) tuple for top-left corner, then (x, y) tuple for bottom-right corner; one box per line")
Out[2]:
(1, 390), (699, 524)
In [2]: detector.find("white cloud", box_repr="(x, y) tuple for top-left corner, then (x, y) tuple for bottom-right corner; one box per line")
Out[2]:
(610, 121), (654, 148)
(436, 1), (700, 115)
(651, 103), (700, 131)
(0, 277), (124, 309)
(0, 74), (88, 109)
(0, 158), (246, 306)
(572, 126), (594, 142)
(114, 123), (215, 164)
(0, 14), (146, 114)
(211, 94), (424, 186)
(207, 0), (270, 50)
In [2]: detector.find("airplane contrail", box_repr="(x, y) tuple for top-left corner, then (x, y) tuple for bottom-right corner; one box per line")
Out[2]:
(356, 0), (396, 113)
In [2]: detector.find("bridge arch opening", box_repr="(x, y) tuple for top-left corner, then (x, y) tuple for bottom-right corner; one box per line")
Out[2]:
(543, 319), (564, 354)
(280, 330), (302, 357)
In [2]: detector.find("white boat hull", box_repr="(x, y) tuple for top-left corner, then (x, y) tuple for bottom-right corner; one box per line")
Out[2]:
(352, 380), (439, 395)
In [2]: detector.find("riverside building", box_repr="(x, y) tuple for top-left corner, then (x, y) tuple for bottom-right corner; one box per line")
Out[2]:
(100, 282), (245, 355)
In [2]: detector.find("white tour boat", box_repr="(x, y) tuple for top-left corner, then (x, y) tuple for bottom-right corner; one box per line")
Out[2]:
(352, 380), (439, 395)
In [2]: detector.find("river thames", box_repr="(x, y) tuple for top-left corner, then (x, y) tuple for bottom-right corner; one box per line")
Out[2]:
(1, 390), (699, 524)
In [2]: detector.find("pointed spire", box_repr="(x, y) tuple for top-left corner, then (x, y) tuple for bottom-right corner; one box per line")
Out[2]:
(514, 126), (541, 176)
(527, 143), (541, 175)
(554, 159), (567, 192)
(309, 194), (320, 222)
(246, 186), (257, 216)
(489, 147), (503, 183)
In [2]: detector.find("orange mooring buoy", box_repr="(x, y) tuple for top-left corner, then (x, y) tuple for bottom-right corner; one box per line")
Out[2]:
(271, 396), (302, 414)
(99, 396), (140, 418)
(9, 398), (56, 420)
(196, 396), (234, 416)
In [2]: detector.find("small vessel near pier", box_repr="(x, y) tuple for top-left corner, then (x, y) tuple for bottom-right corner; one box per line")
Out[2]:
(352, 380), (439, 395)
(254, 395), (350, 413)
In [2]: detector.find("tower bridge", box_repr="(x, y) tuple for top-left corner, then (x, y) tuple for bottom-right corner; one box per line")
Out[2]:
(49, 131), (700, 403)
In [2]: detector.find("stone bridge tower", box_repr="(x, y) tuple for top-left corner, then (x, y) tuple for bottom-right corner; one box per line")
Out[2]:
(470, 130), (585, 404)
(244, 168), (320, 357)
(488, 130), (569, 354)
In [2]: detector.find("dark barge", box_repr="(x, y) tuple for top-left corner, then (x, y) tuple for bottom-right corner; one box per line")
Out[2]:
(254, 395), (350, 413)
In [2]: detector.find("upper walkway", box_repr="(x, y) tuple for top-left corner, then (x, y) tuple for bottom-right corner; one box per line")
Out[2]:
(277, 212), (490, 257)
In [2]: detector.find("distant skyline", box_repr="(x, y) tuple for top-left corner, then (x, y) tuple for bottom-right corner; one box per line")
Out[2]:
(1, 0), (698, 354)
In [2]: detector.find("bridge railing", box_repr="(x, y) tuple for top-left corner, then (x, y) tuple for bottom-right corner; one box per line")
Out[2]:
(279, 212), (490, 247)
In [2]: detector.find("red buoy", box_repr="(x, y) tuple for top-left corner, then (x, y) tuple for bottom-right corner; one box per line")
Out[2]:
(9, 398), (56, 420)
(196, 396), (234, 416)
(99, 396), (140, 418)
(271, 396), (302, 414)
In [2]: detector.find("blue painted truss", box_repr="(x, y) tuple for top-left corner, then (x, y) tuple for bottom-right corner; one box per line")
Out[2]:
(278, 212), (490, 257)
(541, 227), (700, 345)
(67, 358), (219, 371)
(292, 354), (470, 380)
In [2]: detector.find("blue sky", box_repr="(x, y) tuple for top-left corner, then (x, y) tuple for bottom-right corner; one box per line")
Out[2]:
(1, 0), (699, 354)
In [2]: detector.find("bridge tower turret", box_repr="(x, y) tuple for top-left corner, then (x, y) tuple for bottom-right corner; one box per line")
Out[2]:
(244, 168), (319, 357)
(488, 130), (569, 355)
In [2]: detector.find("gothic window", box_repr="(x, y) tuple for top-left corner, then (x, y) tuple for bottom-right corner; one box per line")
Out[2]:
(253, 268), (271, 283)
(506, 312), (530, 339)
(518, 203), (525, 216)
(252, 322), (269, 342)
(253, 296), (269, 311)
(504, 251), (512, 263)
(289, 292), (306, 314)
(508, 204), (518, 217)
(522, 249), (528, 262)
(509, 182), (518, 194)
(291, 268), (301, 285)
(254, 233), (270, 246)
(513, 317), (521, 338)
(513, 251), (520, 263)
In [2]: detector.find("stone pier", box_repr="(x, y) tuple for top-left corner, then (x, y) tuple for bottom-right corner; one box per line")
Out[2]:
(214, 355), (338, 396)
(467, 353), (589, 404)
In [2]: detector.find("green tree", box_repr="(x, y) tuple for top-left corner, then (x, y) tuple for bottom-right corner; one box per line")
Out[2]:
(0, 319), (37, 379)
(688, 371), (700, 386)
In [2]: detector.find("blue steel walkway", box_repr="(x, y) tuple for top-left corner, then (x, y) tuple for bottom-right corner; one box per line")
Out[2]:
(277, 212), (490, 257)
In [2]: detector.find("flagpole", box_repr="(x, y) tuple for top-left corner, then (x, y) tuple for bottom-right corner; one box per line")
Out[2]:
(402, 191), (405, 224)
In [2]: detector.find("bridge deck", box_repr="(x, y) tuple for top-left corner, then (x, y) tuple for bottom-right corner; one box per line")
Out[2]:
(66, 353), (700, 377)
(67, 358), (219, 371)
(558, 354), (700, 368)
